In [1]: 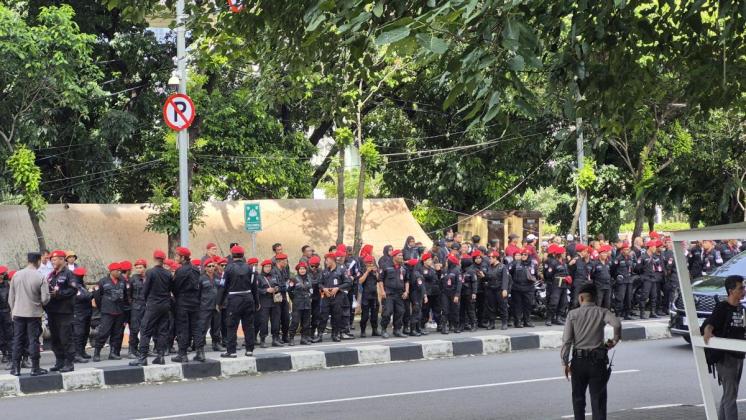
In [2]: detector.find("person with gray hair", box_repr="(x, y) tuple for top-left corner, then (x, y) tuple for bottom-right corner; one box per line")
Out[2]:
(8, 252), (50, 376)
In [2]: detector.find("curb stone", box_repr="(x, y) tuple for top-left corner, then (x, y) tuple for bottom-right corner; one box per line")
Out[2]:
(0, 321), (671, 397)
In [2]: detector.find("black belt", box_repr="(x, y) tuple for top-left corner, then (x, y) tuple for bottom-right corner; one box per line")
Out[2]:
(572, 347), (608, 359)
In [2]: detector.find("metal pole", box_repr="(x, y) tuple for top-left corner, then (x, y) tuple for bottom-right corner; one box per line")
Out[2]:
(176, 0), (189, 247)
(576, 115), (588, 243)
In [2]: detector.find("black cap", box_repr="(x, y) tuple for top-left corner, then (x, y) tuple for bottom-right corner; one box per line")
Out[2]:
(578, 283), (598, 298)
(27, 252), (42, 263)
(450, 243), (460, 250)
(508, 233), (519, 240)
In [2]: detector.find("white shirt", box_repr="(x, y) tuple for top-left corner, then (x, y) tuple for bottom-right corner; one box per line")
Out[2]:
(37, 261), (53, 278)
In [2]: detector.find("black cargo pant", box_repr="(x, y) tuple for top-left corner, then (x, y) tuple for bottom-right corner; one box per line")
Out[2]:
(476, 289), (485, 324)
(571, 354), (609, 420)
(614, 282), (633, 317)
(72, 312), (91, 354)
(547, 283), (568, 321)
(409, 293), (423, 331)
(512, 289), (534, 324)
(311, 297), (321, 336)
(97, 312), (125, 354)
(258, 300), (281, 339)
(48, 312), (75, 365)
(380, 292), (405, 332)
(0, 311), (12, 355)
(459, 290), (477, 328)
(225, 294), (255, 354)
(359, 294), (379, 333)
(638, 278), (659, 316)
(12, 317), (41, 363)
(440, 292), (459, 329)
(176, 306), (202, 353)
(661, 279), (678, 315)
(318, 294), (346, 336)
(422, 292), (442, 328)
(197, 309), (221, 346)
(289, 304), (312, 339)
(596, 286), (612, 309)
(138, 303), (171, 356)
(128, 305), (145, 352)
(278, 295), (291, 340)
(484, 287), (508, 323)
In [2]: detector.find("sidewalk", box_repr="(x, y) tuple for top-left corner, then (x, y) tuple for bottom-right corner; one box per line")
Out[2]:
(0, 319), (671, 397)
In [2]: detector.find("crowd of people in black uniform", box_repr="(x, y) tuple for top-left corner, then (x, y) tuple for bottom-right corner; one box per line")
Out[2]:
(0, 231), (744, 375)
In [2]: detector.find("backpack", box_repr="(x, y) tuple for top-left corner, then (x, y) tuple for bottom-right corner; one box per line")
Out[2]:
(700, 302), (733, 385)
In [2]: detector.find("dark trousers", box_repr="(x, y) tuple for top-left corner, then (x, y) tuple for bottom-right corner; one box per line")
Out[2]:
(129, 305), (145, 352)
(198, 309), (221, 345)
(422, 292), (442, 328)
(359, 295), (379, 333)
(72, 312), (91, 354)
(0, 311), (12, 354)
(138, 304), (171, 355)
(484, 288), (508, 323)
(571, 357), (608, 420)
(289, 307), (311, 338)
(638, 280), (659, 315)
(12, 317), (41, 363)
(259, 300), (281, 339)
(512, 290), (534, 324)
(380, 294), (405, 332)
(176, 307), (202, 352)
(278, 296), (290, 340)
(716, 353), (743, 420)
(440, 293), (459, 329)
(661, 281), (677, 314)
(220, 308), (229, 345)
(547, 285), (568, 321)
(409, 294), (423, 330)
(614, 283), (633, 316)
(459, 292), (477, 328)
(347, 290), (355, 331)
(318, 295), (346, 335)
(48, 312), (75, 364)
(475, 291), (485, 324)
(311, 297), (321, 336)
(596, 287), (612, 309)
(97, 312), (125, 353)
(225, 294), (255, 353)
(403, 297), (411, 329)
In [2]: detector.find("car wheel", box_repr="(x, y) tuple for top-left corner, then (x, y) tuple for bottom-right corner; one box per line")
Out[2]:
(684, 335), (691, 344)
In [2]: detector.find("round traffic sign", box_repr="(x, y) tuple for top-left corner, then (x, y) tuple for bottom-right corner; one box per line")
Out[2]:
(227, 0), (244, 13)
(162, 93), (196, 131)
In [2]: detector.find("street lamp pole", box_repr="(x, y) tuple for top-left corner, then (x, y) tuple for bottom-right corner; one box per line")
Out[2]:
(176, 0), (189, 247)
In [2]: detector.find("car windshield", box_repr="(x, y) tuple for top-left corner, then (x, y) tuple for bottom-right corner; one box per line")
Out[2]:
(711, 251), (746, 277)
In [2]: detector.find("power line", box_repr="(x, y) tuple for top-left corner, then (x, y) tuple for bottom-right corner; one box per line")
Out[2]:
(39, 159), (164, 186)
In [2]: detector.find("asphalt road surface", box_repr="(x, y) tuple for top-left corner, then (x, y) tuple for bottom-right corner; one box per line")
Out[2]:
(1, 338), (738, 420)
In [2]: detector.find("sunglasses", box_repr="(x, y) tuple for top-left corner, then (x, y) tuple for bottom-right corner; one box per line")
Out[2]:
(220, 264), (227, 267)
(206, 264), (216, 268)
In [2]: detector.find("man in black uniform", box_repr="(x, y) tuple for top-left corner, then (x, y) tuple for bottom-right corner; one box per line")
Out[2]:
(318, 253), (351, 342)
(379, 250), (408, 338)
(420, 253), (441, 333)
(440, 254), (462, 334)
(406, 258), (426, 336)
(459, 255), (479, 331)
(130, 250), (173, 366)
(591, 245), (613, 309)
(612, 244), (635, 320)
(510, 249), (537, 328)
(358, 255), (380, 337)
(484, 251), (511, 330)
(171, 247), (202, 362)
(545, 245), (570, 326)
(257, 259), (283, 347)
(128, 259), (148, 358)
(637, 240), (664, 319)
(288, 262), (313, 345)
(219, 245), (258, 358)
(561, 283), (621, 420)
(92, 263), (128, 361)
(46, 249), (77, 372)
(0, 266), (12, 364)
(660, 238), (679, 316)
(196, 257), (220, 360)
(307, 256), (323, 341)
(271, 251), (291, 344)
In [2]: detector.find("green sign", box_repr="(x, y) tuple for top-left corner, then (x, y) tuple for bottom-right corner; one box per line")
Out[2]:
(244, 203), (262, 232)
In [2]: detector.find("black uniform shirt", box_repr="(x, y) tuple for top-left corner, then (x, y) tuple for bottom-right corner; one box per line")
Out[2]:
(45, 267), (77, 314)
(143, 265), (173, 307)
(173, 262), (201, 311)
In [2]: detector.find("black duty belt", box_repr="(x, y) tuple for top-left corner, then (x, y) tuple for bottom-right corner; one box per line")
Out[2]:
(572, 347), (608, 359)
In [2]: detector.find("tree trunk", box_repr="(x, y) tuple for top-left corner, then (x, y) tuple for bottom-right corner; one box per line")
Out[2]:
(336, 147), (345, 245)
(632, 193), (647, 239)
(569, 190), (584, 236)
(28, 207), (46, 252)
(168, 233), (179, 259)
(353, 158), (366, 255)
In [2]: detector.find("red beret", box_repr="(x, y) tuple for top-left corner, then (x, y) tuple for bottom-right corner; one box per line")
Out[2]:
(108, 262), (121, 272)
(390, 249), (402, 257)
(599, 245), (613, 253)
(175, 246), (191, 257)
(206, 242), (217, 250)
(645, 240), (658, 248)
(547, 244), (558, 255)
(275, 253), (288, 260)
(655, 240), (664, 247)
(324, 252), (337, 260)
(337, 244), (347, 254)
(649, 231), (660, 239)
(575, 244), (588, 252)
(360, 244), (373, 256)
(471, 250), (483, 258)
(247, 257), (258, 265)
(0, 266), (7, 275)
(421, 252), (432, 262)
(447, 254), (459, 265)
(461, 255), (472, 261)
(309, 256), (321, 265)
(191, 259), (201, 266)
(73, 267), (87, 276)
(134, 259), (148, 267)
(231, 245), (245, 255)
(406, 258), (419, 267)
(153, 249), (166, 260)
(8, 270), (16, 280)
(164, 259), (175, 268)
(489, 251), (501, 258)
(50, 250), (67, 258)
(295, 262), (307, 270)
(119, 260), (133, 271)
(260, 259), (273, 267)
(363, 255), (374, 264)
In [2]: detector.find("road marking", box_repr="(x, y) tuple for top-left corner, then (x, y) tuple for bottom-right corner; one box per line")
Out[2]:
(633, 403), (685, 410)
(134, 370), (639, 419)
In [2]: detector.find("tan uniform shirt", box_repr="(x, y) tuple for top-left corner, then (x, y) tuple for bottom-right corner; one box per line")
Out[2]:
(561, 302), (621, 365)
(8, 267), (50, 318)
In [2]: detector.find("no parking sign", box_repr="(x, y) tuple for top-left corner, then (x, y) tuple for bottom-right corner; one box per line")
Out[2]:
(162, 93), (195, 131)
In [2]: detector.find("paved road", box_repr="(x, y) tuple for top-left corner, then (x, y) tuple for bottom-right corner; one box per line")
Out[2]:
(1, 337), (734, 420)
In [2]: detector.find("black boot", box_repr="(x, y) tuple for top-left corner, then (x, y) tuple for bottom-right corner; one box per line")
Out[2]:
(271, 337), (284, 347)
(9, 360), (20, 376)
(213, 342), (226, 352)
(419, 326), (429, 335)
(92, 348), (101, 363)
(193, 348), (206, 362)
(80, 347), (91, 359)
(371, 327), (380, 337)
(260, 337), (268, 348)
(440, 324), (449, 334)
(359, 327), (367, 338)
(1, 352), (8, 364)
(152, 353), (166, 365)
(288, 336), (295, 347)
(311, 335), (322, 343)
(393, 329), (405, 338)
(21, 355), (30, 368)
(74, 352), (88, 363)
(171, 352), (189, 363)
(109, 350), (122, 360)
(50, 358), (64, 371)
(501, 321), (508, 330)
(300, 336), (310, 345)
(127, 347), (138, 360)
(60, 360), (74, 373)
(129, 354), (148, 366)
(30, 359), (47, 376)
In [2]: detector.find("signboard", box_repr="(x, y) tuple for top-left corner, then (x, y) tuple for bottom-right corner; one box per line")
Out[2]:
(227, 0), (244, 13)
(244, 203), (262, 232)
(162, 93), (195, 131)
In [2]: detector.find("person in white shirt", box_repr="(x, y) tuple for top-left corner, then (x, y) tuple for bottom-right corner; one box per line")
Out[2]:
(37, 250), (53, 278)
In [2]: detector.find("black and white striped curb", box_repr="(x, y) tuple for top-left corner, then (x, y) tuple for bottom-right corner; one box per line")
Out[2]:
(0, 322), (669, 397)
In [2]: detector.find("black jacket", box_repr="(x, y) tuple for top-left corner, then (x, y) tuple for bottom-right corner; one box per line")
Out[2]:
(143, 265), (173, 307)
(220, 260), (257, 306)
(95, 276), (127, 315)
(421, 265), (440, 295)
(612, 254), (635, 285)
(173, 262), (201, 311)
(129, 273), (146, 310)
(74, 285), (93, 317)
(381, 264), (407, 293)
(591, 259), (613, 288)
(289, 274), (313, 310)
(45, 267), (77, 314)
(509, 260), (536, 293)
(486, 263), (511, 291)
(199, 273), (220, 311)
(359, 268), (379, 298)
(0, 281), (10, 312)
(442, 265), (462, 295)
(257, 271), (281, 306)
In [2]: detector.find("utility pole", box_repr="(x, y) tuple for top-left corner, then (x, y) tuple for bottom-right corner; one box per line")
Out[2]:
(176, 0), (189, 247)
(576, 113), (588, 244)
